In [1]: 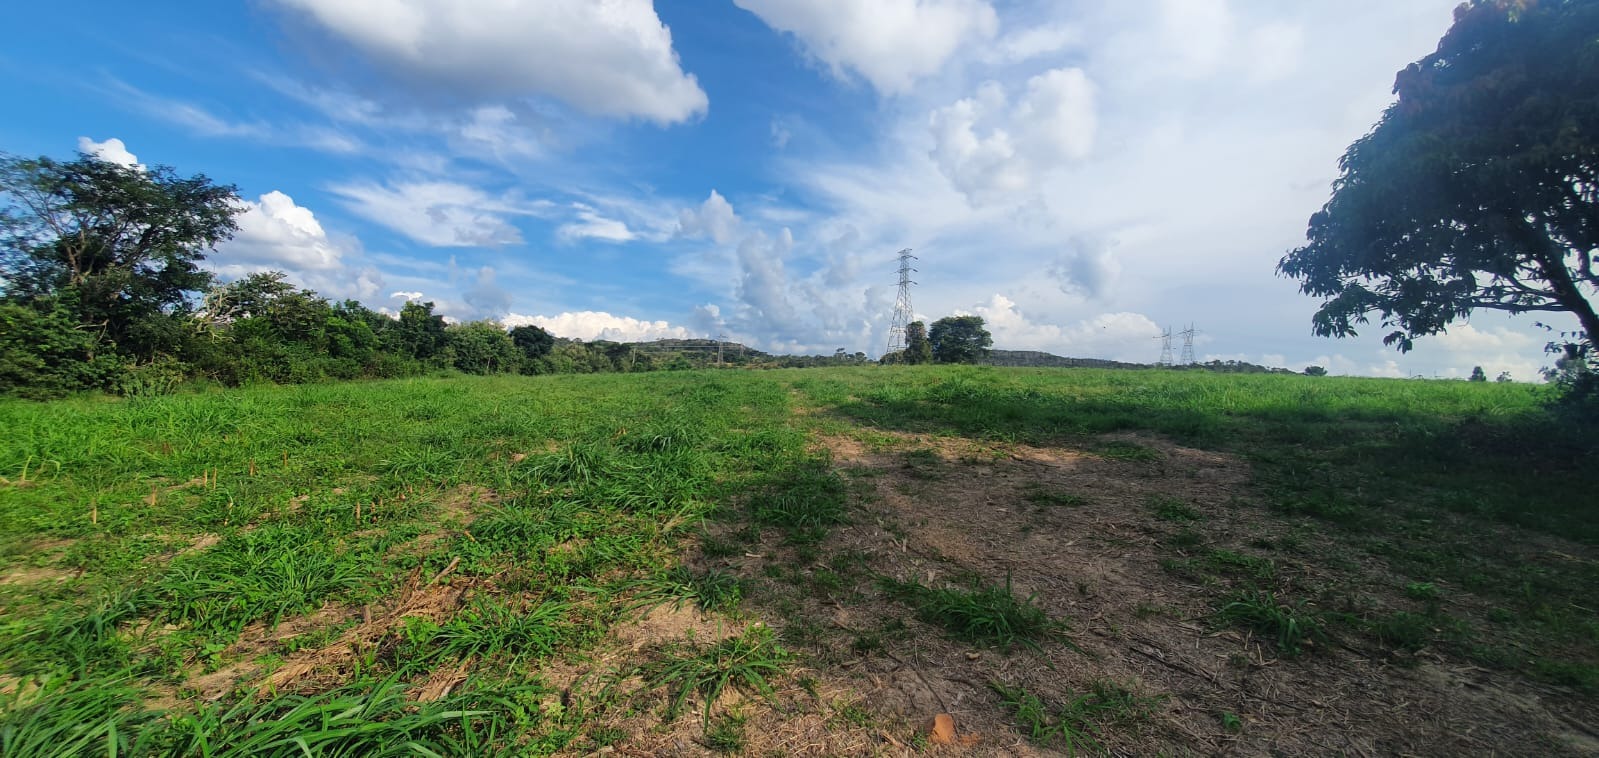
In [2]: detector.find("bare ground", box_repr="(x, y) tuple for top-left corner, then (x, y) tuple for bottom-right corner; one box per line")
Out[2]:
(673, 426), (1599, 757)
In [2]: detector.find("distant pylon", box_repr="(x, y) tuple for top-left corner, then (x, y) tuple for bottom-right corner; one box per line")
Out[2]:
(886, 249), (917, 354)
(1155, 328), (1174, 367)
(1179, 324), (1197, 365)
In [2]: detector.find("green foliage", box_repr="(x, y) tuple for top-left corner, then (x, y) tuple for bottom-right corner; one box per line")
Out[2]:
(881, 574), (1068, 651)
(0, 303), (122, 398)
(1303, 365), (1328, 377)
(640, 626), (792, 723)
(990, 680), (1160, 754)
(510, 323), (555, 360)
(903, 321), (933, 365)
(1213, 590), (1328, 657)
(0, 151), (241, 359)
(1470, 366), (1488, 383)
(446, 320), (520, 375)
(928, 315), (993, 364)
(1278, 0), (1599, 356)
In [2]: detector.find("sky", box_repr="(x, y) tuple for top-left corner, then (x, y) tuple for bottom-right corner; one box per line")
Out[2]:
(0, 0), (1573, 378)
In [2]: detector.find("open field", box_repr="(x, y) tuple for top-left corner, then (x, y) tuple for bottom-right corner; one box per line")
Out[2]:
(1, 367), (1595, 756)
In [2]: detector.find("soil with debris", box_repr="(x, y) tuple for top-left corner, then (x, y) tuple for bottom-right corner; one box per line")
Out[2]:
(675, 427), (1599, 757)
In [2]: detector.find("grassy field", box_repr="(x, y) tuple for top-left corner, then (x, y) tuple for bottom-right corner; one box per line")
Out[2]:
(0, 367), (1594, 755)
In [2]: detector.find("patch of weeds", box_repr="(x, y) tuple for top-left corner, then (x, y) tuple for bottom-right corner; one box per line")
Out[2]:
(1531, 658), (1599, 693)
(703, 710), (748, 753)
(1093, 440), (1163, 462)
(749, 462), (849, 535)
(1213, 590), (1327, 657)
(1219, 711), (1243, 734)
(832, 700), (875, 728)
(1021, 483), (1087, 508)
(879, 574), (1069, 652)
(990, 680), (1160, 753)
(1206, 549), (1275, 581)
(1167, 530), (1205, 549)
(631, 566), (746, 613)
(1370, 611), (1431, 653)
(1148, 496), (1201, 522)
(699, 533), (743, 560)
(1404, 582), (1440, 602)
(640, 626), (792, 723)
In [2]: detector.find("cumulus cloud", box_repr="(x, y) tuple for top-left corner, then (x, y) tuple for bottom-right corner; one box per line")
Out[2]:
(964, 294), (1161, 362)
(77, 136), (140, 168)
(211, 190), (385, 301)
(677, 190), (740, 244)
(502, 311), (695, 342)
(929, 67), (1096, 203)
(734, 0), (998, 93)
(271, 0), (707, 124)
(328, 180), (529, 247)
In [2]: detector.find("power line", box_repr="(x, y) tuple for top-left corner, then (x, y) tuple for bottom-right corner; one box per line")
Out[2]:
(886, 248), (917, 355)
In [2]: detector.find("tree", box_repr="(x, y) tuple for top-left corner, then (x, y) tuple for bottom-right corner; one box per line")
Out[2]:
(1304, 365), (1328, 376)
(1277, 0), (1599, 356)
(1470, 365), (1488, 382)
(509, 324), (554, 359)
(0, 152), (242, 357)
(904, 321), (933, 364)
(446, 321), (518, 375)
(928, 315), (992, 364)
(394, 301), (447, 360)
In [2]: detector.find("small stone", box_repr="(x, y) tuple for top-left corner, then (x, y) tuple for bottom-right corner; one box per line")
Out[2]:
(929, 713), (958, 745)
(965, 651), (981, 660)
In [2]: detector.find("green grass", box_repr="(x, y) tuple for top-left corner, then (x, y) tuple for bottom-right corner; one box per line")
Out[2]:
(638, 626), (792, 723)
(880, 574), (1069, 652)
(990, 680), (1161, 754)
(1213, 590), (1328, 657)
(1, 365), (1596, 750)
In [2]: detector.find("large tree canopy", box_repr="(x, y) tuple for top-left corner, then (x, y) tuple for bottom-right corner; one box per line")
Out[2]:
(929, 315), (993, 364)
(0, 152), (241, 357)
(1278, 0), (1599, 352)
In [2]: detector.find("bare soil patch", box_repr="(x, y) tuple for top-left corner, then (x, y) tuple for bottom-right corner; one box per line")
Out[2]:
(692, 428), (1599, 756)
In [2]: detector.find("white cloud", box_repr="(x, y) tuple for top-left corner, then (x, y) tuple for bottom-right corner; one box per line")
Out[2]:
(677, 190), (741, 244)
(929, 67), (1096, 203)
(963, 294), (1161, 362)
(557, 204), (635, 243)
(77, 137), (140, 168)
(211, 191), (385, 301)
(328, 180), (530, 247)
(502, 311), (695, 342)
(219, 191), (344, 272)
(735, 0), (998, 93)
(271, 0), (708, 124)
(1159, 0), (1234, 76)
(390, 291), (424, 302)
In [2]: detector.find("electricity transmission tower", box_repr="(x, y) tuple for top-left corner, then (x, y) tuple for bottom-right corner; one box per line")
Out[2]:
(1155, 328), (1175, 367)
(886, 249), (917, 354)
(1179, 324), (1198, 365)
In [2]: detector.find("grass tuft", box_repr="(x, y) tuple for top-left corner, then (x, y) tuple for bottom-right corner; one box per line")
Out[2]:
(880, 574), (1069, 652)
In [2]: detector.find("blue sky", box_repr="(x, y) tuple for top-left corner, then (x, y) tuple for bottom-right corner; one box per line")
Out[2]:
(0, 0), (1569, 378)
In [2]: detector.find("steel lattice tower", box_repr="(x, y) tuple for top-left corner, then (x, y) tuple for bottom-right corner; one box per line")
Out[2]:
(1179, 324), (1197, 365)
(1155, 327), (1175, 367)
(886, 249), (918, 354)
